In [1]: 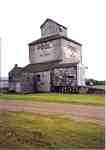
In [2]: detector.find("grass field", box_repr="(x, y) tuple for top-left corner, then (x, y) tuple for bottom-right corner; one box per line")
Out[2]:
(0, 93), (104, 105)
(0, 111), (104, 149)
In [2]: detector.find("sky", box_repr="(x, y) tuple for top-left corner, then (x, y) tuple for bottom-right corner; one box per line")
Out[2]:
(0, 0), (106, 80)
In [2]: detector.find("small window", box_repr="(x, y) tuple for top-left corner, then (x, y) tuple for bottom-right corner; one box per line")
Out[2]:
(9, 76), (12, 81)
(36, 74), (40, 81)
(67, 75), (74, 79)
(27, 76), (30, 80)
(59, 26), (63, 32)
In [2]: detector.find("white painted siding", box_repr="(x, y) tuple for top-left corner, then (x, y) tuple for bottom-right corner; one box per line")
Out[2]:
(77, 64), (85, 86)
(61, 39), (81, 64)
(35, 71), (51, 92)
(29, 39), (62, 64)
(16, 82), (21, 92)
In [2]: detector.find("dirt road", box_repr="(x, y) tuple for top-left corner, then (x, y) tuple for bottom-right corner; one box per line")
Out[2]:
(0, 100), (105, 125)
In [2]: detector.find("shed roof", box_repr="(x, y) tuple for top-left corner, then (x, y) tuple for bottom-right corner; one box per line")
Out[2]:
(21, 61), (78, 73)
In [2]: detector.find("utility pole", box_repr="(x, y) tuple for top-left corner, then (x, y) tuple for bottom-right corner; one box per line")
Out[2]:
(0, 38), (1, 91)
(0, 38), (1, 79)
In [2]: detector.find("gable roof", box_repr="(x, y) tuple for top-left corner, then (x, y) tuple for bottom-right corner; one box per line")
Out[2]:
(9, 65), (23, 76)
(40, 18), (67, 29)
(28, 34), (82, 46)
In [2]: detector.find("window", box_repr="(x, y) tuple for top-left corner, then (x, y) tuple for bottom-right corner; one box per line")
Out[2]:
(9, 76), (12, 81)
(59, 26), (63, 32)
(27, 76), (30, 80)
(67, 75), (74, 79)
(36, 74), (40, 81)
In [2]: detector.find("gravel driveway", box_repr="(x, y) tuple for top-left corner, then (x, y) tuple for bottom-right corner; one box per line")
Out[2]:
(0, 100), (105, 125)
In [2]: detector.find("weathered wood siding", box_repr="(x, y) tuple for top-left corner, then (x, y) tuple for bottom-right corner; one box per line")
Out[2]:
(41, 20), (67, 37)
(51, 66), (77, 86)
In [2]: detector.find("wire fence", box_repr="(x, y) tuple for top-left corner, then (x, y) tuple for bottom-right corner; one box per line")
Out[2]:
(0, 79), (8, 91)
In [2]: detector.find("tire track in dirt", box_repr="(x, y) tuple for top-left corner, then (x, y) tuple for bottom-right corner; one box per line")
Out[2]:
(0, 100), (105, 125)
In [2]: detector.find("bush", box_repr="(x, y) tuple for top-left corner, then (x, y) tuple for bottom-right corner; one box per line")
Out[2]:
(86, 79), (105, 86)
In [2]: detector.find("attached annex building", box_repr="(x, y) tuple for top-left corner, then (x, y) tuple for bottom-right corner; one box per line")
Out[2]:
(9, 18), (86, 93)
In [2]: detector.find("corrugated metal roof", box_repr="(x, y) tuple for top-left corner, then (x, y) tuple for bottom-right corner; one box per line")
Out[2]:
(21, 61), (78, 73)
(28, 34), (82, 46)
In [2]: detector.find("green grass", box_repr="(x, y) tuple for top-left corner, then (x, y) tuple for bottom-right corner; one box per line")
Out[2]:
(0, 111), (104, 149)
(0, 93), (104, 105)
